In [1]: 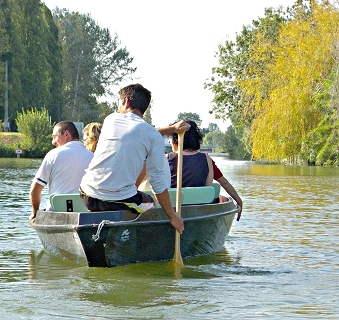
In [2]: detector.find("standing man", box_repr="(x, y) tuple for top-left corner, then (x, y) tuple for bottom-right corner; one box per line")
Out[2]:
(29, 121), (93, 221)
(80, 84), (187, 233)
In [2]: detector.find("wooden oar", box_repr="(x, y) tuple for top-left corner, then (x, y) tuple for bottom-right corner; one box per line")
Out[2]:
(173, 131), (185, 267)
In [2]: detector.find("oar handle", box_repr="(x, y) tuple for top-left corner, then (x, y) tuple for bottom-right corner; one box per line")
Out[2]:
(173, 131), (185, 267)
(175, 131), (185, 214)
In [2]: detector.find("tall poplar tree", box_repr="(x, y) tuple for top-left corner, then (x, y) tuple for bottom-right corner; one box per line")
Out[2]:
(21, 0), (52, 109)
(0, 0), (63, 127)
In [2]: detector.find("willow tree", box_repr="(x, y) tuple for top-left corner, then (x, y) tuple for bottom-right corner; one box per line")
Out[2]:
(205, 6), (288, 154)
(249, 1), (339, 162)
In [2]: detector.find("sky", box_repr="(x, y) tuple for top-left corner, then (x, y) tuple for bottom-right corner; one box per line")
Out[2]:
(42, 0), (296, 130)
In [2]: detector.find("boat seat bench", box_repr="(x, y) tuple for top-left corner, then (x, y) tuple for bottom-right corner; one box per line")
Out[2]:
(50, 193), (88, 212)
(144, 183), (220, 206)
(50, 183), (220, 212)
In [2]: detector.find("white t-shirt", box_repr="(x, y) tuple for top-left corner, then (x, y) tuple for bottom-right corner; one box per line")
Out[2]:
(80, 112), (168, 201)
(33, 141), (93, 210)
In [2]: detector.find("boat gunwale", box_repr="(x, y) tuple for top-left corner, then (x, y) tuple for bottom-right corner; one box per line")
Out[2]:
(30, 204), (240, 231)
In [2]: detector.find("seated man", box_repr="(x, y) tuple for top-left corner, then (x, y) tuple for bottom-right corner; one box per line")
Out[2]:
(29, 121), (94, 221)
(80, 84), (188, 233)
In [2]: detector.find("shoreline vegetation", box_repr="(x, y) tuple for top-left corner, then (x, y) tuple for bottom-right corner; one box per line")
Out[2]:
(0, 132), (330, 166)
(0, 132), (23, 158)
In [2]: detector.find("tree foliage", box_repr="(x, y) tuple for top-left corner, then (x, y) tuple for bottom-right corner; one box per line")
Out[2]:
(15, 107), (52, 157)
(249, 1), (339, 163)
(0, 1), (62, 127)
(143, 103), (153, 125)
(52, 8), (136, 123)
(175, 112), (202, 127)
(201, 122), (219, 135)
(221, 125), (250, 159)
(0, 2), (136, 132)
(205, 5), (288, 156)
(206, 0), (339, 165)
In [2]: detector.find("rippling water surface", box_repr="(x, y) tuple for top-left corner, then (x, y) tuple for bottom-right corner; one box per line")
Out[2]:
(0, 157), (338, 319)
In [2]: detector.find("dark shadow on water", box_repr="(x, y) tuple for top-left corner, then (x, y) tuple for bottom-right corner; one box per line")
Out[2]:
(28, 250), (86, 281)
(28, 247), (282, 288)
(28, 247), (242, 281)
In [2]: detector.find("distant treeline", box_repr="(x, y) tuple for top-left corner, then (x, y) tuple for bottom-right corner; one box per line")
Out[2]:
(0, 0), (136, 130)
(206, 0), (339, 165)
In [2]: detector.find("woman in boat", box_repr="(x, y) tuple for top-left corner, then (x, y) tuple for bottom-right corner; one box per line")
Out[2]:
(167, 120), (243, 220)
(82, 122), (102, 152)
(167, 120), (214, 188)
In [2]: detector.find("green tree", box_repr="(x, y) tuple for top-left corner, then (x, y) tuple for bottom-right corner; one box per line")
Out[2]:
(53, 9), (136, 122)
(0, 1), (63, 127)
(205, 5), (288, 155)
(0, 0), (26, 126)
(202, 130), (224, 151)
(221, 125), (250, 159)
(15, 107), (52, 157)
(42, 4), (63, 122)
(143, 103), (153, 125)
(21, 0), (52, 110)
(201, 122), (220, 135)
(175, 112), (202, 127)
(96, 101), (115, 123)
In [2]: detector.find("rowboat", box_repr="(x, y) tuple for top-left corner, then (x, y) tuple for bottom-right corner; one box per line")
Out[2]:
(30, 185), (240, 267)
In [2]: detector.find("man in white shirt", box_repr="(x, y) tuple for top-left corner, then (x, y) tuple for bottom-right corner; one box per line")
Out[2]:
(29, 121), (93, 221)
(80, 83), (187, 233)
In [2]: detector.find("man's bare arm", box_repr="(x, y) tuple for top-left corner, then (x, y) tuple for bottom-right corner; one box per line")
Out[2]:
(154, 189), (184, 233)
(29, 182), (44, 221)
(157, 120), (190, 136)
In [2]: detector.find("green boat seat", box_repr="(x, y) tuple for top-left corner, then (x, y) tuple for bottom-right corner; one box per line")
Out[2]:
(144, 185), (216, 207)
(50, 193), (88, 212)
(144, 188), (181, 207)
(181, 186), (216, 205)
(212, 182), (221, 198)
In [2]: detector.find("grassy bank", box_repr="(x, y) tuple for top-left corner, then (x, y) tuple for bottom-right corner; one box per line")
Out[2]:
(0, 132), (24, 157)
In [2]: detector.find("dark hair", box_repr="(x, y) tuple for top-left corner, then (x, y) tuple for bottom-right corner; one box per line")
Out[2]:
(55, 121), (79, 140)
(118, 83), (151, 114)
(169, 120), (203, 151)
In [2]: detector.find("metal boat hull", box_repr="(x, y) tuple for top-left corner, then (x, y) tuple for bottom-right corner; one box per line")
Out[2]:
(31, 200), (239, 267)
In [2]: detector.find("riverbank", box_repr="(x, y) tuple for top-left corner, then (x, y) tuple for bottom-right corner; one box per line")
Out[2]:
(0, 132), (23, 157)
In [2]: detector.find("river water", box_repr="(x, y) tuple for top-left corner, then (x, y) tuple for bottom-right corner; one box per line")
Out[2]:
(0, 157), (338, 319)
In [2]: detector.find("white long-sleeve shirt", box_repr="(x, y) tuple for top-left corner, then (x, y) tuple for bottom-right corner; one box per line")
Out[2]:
(80, 112), (168, 201)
